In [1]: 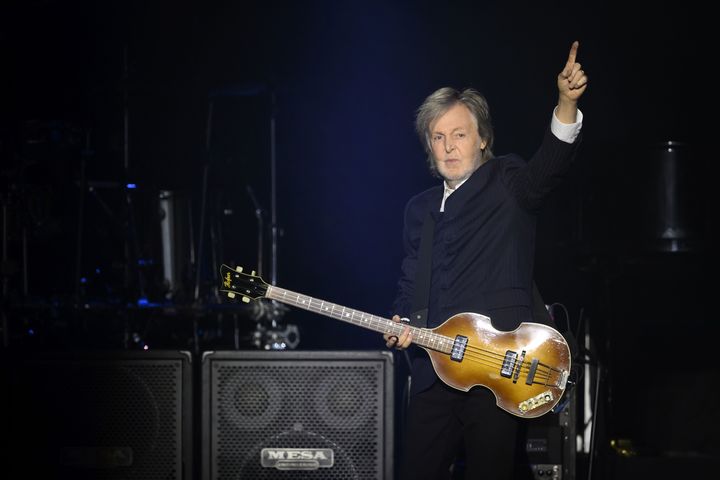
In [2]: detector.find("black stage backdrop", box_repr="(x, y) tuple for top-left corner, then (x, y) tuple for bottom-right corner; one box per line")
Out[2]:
(1, 1), (713, 479)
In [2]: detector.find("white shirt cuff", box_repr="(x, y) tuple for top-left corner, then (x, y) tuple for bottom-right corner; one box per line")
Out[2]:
(551, 107), (583, 144)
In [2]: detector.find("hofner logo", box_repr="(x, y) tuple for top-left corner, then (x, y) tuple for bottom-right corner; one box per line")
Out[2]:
(261, 448), (334, 470)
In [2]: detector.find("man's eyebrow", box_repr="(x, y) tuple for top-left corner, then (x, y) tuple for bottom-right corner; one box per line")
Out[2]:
(432, 127), (466, 134)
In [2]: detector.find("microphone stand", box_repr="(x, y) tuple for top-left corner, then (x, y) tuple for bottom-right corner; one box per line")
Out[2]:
(193, 99), (213, 306)
(269, 91), (278, 288)
(264, 90), (293, 344)
(245, 183), (294, 349)
(245, 185), (264, 277)
(196, 84), (293, 350)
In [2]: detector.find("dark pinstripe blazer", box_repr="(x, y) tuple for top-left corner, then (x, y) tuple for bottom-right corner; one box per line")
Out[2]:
(392, 128), (581, 395)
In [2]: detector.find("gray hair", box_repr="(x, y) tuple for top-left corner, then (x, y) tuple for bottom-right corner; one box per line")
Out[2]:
(415, 87), (494, 177)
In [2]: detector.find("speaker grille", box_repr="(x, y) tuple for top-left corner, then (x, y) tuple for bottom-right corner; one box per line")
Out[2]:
(204, 351), (393, 480)
(1, 351), (192, 480)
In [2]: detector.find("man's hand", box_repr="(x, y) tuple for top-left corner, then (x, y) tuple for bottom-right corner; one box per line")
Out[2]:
(556, 40), (588, 122)
(384, 315), (413, 349)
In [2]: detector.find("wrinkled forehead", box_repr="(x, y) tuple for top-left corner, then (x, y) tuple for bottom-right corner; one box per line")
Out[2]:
(429, 102), (479, 134)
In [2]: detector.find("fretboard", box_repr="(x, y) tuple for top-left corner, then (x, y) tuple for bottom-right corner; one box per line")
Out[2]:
(266, 285), (453, 354)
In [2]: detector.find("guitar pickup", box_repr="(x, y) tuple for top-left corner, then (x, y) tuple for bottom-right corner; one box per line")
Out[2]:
(501, 350), (518, 378)
(450, 335), (468, 362)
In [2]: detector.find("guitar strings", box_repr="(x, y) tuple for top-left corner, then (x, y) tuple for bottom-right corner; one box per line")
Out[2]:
(438, 338), (559, 384)
(453, 341), (561, 374)
(456, 349), (554, 383)
(458, 350), (554, 385)
(268, 288), (564, 384)
(343, 307), (558, 382)
(331, 304), (558, 382)
(407, 326), (563, 380)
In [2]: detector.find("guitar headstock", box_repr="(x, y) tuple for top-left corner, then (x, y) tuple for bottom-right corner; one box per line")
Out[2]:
(219, 264), (269, 303)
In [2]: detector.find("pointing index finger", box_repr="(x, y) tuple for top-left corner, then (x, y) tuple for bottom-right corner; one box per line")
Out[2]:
(566, 40), (579, 67)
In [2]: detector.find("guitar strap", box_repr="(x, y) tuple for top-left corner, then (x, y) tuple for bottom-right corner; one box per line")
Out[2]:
(409, 211), (435, 328)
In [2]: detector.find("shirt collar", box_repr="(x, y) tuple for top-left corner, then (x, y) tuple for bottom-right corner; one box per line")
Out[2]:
(440, 177), (470, 212)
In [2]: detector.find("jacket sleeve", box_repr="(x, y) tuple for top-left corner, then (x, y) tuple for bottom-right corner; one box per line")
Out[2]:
(503, 128), (582, 212)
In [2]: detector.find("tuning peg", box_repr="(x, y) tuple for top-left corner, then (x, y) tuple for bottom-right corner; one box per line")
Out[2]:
(235, 267), (243, 273)
(242, 296), (251, 303)
(227, 292), (236, 299)
(251, 270), (256, 276)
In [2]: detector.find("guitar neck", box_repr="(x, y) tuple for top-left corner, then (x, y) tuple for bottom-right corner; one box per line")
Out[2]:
(266, 285), (452, 354)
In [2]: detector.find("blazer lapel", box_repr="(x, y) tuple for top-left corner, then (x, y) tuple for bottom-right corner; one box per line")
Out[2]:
(442, 160), (494, 218)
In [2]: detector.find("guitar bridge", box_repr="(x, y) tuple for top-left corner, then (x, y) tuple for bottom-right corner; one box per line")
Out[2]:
(450, 335), (468, 362)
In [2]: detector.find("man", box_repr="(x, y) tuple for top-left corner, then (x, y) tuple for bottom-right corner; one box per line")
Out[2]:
(384, 41), (587, 479)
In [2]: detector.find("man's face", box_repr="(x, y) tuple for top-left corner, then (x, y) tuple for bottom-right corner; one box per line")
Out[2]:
(430, 103), (486, 187)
